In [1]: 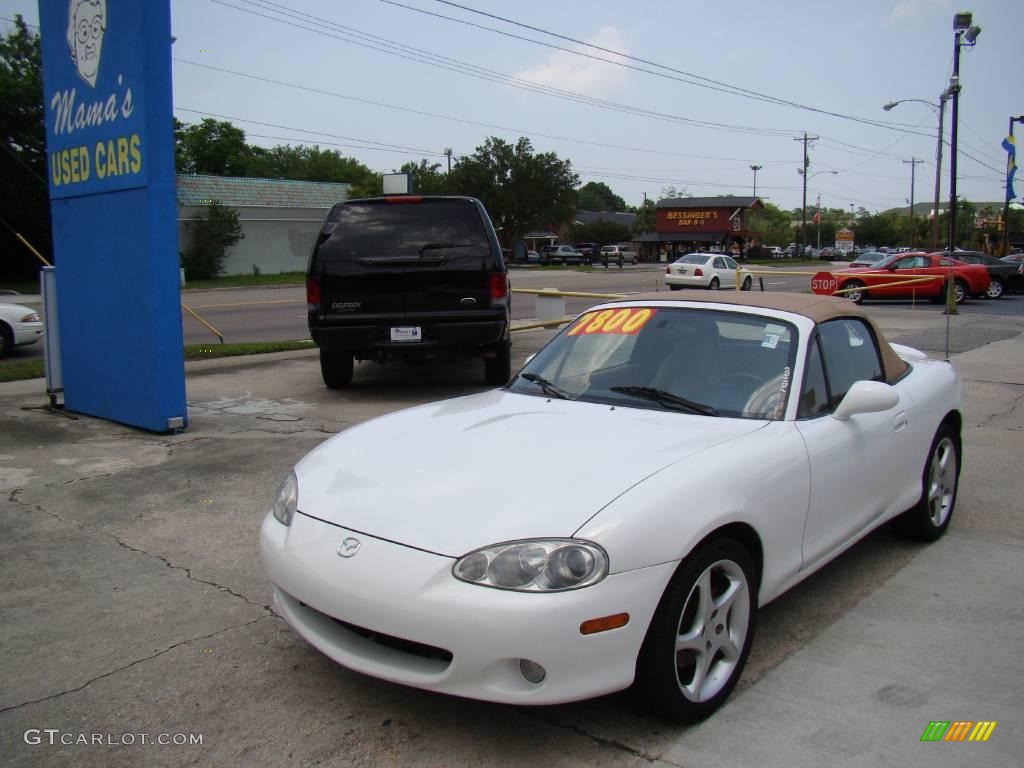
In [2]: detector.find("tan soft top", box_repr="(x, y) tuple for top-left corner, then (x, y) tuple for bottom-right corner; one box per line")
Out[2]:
(606, 290), (909, 383)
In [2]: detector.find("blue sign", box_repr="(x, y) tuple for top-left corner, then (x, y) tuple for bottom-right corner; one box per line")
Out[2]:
(39, 0), (186, 432)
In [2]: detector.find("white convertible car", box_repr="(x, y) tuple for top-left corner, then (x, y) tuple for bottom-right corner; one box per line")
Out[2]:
(261, 291), (961, 722)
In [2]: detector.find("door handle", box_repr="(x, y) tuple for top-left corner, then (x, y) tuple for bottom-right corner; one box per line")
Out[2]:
(893, 410), (908, 433)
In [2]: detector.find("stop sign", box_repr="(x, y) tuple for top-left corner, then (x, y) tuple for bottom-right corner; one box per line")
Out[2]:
(810, 271), (839, 296)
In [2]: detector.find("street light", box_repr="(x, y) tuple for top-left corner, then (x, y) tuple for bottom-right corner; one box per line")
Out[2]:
(883, 95), (952, 250)
(749, 164), (763, 198)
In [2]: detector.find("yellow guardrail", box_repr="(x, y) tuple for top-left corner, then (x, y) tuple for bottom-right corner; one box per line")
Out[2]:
(181, 302), (225, 343)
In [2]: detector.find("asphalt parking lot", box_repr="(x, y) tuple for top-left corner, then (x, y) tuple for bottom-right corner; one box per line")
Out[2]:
(1, 299), (1022, 767)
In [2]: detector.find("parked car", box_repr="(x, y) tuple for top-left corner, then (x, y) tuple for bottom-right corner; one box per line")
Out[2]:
(834, 252), (989, 305)
(306, 195), (511, 388)
(767, 246), (785, 259)
(848, 251), (889, 269)
(934, 250), (1022, 298)
(665, 253), (753, 291)
(575, 243), (597, 264)
(599, 244), (637, 267)
(261, 290), (962, 722)
(0, 301), (43, 356)
(818, 247), (837, 261)
(541, 245), (584, 265)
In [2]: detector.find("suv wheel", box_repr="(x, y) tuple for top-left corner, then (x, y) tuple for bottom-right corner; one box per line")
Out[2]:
(320, 350), (354, 389)
(484, 341), (512, 385)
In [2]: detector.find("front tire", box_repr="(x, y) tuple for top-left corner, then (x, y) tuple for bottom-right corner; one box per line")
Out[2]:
(895, 424), (959, 541)
(741, 276), (753, 291)
(484, 341), (512, 385)
(0, 322), (12, 358)
(634, 538), (757, 722)
(320, 350), (354, 389)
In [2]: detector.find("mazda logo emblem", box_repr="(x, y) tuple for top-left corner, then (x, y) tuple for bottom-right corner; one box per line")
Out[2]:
(337, 537), (361, 558)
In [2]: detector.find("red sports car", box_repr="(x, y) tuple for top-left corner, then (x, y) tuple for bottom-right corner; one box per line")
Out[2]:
(834, 253), (990, 305)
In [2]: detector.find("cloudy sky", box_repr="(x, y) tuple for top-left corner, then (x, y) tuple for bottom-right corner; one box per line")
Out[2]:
(4, 0), (1020, 213)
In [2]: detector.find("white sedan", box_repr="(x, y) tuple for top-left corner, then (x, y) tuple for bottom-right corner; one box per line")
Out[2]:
(0, 301), (43, 356)
(261, 291), (961, 721)
(665, 253), (753, 291)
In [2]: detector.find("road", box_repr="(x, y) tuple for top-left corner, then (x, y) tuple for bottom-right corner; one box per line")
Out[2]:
(5, 263), (1022, 363)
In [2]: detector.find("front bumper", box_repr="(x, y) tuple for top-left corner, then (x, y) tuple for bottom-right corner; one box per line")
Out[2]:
(260, 512), (675, 705)
(13, 321), (43, 346)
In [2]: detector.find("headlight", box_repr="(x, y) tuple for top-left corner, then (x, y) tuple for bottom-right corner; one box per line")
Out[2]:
(453, 539), (608, 592)
(20, 312), (40, 323)
(272, 470), (298, 526)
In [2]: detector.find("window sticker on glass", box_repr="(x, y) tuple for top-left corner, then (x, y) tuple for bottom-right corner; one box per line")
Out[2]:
(845, 321), (865, 347)
(761, 324), (786, 349)
(566, 307), (657, 337)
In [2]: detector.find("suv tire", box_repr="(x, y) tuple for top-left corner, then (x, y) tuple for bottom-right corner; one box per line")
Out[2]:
(484, 341), (512, 385)
(321, 350), (354, 389)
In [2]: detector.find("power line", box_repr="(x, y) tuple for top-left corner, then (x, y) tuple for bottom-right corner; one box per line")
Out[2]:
(215, 0), (802, 139)
(176, 107), (447, 156)
(421, 0), (937, 136)
(173, 58), (790, 164)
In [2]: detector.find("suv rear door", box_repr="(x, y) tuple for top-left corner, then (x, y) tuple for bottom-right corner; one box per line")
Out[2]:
(311, 197), (499, 321)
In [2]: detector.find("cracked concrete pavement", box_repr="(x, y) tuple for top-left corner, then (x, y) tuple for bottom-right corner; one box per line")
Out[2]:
(1, 305), (1022, 767)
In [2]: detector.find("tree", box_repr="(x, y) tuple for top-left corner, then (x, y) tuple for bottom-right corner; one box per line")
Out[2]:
(747, 202), (792, 247)
(448, 137), (578, 243)
(175, 118), (252, 176)
(632, 199), (656, 234)
(0, 15), (50, 280)
(576, 181), (625, 212)
(181, 200), (243, 280)
(398, 159), (449, 195)
(568, 219), (633, 246)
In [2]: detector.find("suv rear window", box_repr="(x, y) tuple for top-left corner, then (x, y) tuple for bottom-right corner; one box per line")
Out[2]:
(317, 200), (490, 260)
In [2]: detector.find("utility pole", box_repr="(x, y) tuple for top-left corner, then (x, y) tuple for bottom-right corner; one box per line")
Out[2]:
(444, 147), (453, 174)
(903, 158), (924, 248)
(749, 165), (762, 198)
(929, 94), (949, 251)
(794, 133), (818, 258)
(1002, 116), (1024, 256)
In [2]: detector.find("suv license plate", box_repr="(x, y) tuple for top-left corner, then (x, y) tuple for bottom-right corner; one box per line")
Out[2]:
(390, 326), (422, 343)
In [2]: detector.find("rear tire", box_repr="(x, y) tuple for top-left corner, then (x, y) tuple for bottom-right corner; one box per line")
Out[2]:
(985, 278), (1004, 300)
(953, 279), (968, 305)
(668, 284), (682, 291)
(895, 424), (959, 541)
(841, 280), (866, 304)
(320, 350), (354, 389)
(708, 277), (720, 290)
(634, 538), (757, 723)
(484, 341), (512, 385)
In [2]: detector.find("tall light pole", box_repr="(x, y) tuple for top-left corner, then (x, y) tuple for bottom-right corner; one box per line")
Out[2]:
(943, 11), (981, 315)
(749, 164), (762, 198)
(1002, 116), (1024, 256)
(884, 95), (951, 251)
(902, 158), (924, 248)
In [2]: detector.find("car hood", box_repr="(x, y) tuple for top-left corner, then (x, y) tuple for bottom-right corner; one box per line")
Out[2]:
(293, 390), (766, 557)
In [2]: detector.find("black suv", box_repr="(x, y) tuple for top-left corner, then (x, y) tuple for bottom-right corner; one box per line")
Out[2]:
(306, 196), (511, 388)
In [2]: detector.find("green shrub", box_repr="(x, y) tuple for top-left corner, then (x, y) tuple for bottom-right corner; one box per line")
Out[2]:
(181, 200), (243, 280)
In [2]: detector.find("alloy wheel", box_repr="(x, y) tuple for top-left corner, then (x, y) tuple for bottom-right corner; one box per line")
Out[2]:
(926, 437), (958, 528)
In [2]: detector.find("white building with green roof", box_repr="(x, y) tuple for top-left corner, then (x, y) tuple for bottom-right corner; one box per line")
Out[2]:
(177, 174), (351, 277)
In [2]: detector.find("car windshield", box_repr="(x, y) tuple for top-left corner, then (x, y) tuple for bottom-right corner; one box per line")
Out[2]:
(507, 306), (798, 419)
(856, 252), (887, 262)
(677, 254), (709, 265)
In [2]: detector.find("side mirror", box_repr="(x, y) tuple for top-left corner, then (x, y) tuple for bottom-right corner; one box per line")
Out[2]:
(832, 380), (899, 421)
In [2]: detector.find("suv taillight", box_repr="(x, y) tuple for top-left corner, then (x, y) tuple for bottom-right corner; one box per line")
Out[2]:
(306, 277), (321, 306)
(488, 272), (508, 301)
